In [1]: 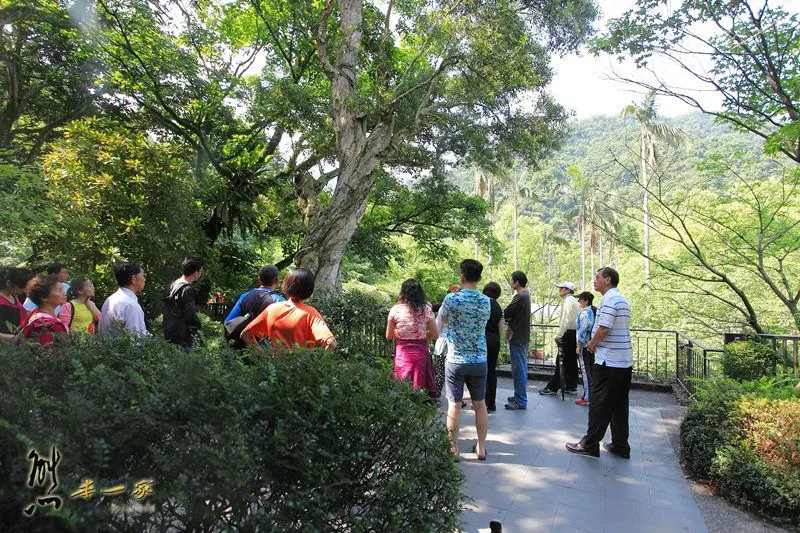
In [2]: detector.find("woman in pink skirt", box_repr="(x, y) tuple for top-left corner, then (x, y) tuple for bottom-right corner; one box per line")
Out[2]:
(386, 279), (439, 398)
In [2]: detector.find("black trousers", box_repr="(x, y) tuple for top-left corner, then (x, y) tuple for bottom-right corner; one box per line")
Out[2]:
(485, 342), (500, 409)
(546, 330), (578, 391)
(582, 363), (632, 452)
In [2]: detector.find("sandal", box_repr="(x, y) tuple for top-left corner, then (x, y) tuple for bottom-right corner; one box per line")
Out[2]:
(472, 443), (487, 461)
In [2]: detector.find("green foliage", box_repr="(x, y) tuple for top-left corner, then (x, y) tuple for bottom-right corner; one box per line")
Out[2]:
(710, 443), (800, 524)
(679, 379), (741, 479)
(203, 236), (263, 298)
(310, 290), (393, 362)
(722, 340), (781, 381)
(0, 163), (56, 264)
(735, 396), (800, 478)
(594, 0), (800, 164)
(0, 334), (464, 532)
(680, 378), (800, 526)
(351, 172), (494, 273)
(0, 0), (98, 164)
(36, 117), (207, 312)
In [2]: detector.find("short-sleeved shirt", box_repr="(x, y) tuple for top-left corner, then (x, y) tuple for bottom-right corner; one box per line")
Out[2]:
(592, 288), (632, 368)
(70, 301), (100, 333)
(439, 289), (490, 364)
(243, 300), (334, 349)
(225, 288), (286, 322)
(388, 303), (434, 340)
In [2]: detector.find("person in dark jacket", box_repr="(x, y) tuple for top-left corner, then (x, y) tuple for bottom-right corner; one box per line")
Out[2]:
(163, 257), (203, 349)
(483, 282), (503, 412)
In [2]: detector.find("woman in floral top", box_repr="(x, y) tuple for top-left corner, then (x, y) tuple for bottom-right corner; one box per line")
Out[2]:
(386, 279), (439, 398)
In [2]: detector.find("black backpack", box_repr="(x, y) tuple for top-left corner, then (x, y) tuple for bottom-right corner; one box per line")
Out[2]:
(223, 289), (279, 348)
(163, 281), (192, 322)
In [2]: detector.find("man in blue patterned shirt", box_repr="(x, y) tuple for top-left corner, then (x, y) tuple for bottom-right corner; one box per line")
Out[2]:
(439, 259), (491, 460)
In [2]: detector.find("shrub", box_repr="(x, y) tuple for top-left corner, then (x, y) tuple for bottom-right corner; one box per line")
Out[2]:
(0, 334), (464, 532)
(722, 340), (780, 381)
(710, 444), (800, 523)
(679, 379), (742, 479)
(735, 397), (800, 478)
(680, 378), (800, 526)
(310, 290), (393, 361)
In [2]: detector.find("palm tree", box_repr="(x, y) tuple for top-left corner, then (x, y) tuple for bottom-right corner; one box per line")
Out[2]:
(474, 163), (534, 271)
(566, 165), (591, 289)
(620, 90), (684, 310)
(499, 165), (536, 272)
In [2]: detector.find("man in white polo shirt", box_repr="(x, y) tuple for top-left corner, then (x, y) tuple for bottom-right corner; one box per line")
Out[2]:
(98, 262), (149, 336)
(566, 267), (632, 459)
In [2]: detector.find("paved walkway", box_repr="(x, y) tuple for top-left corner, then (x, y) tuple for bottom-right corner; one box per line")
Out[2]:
(449, 379), (707, 533)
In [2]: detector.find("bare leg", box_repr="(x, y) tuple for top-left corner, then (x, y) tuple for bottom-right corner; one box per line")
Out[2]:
(473, 399), (488, 457)
(447, 400), (461, 454)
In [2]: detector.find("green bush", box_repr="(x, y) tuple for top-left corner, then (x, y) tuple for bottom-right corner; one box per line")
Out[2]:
(711, 444), (800, 522)
(0, 334), (464, 532)
(679, 379), (742, 479)
(310, 290), (393, 361)
(722, 340), (780, 381)
(680, 378), (800, 526)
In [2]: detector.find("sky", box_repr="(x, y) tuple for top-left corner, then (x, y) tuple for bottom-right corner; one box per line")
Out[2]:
(548, 0), (799, 118)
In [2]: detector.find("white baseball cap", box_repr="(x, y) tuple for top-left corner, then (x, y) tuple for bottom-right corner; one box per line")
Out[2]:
(555, 281), (575, 291)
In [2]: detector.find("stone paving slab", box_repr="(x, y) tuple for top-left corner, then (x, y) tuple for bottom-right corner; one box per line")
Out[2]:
(449, 380), (708, 533)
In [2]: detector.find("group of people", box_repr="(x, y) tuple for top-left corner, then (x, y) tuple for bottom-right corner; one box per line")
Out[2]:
(383, 260), (533, 460)
(3, 254), (633, 460)
(0, 258), (337, 353)
(383, 262), (634, 462)
(0, 263), (101, 347)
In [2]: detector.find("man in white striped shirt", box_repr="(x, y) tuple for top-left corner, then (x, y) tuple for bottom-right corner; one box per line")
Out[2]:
(566, 267), (632, 459)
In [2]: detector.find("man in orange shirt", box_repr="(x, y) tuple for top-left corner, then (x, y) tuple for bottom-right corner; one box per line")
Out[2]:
(241, 267), (336, 350)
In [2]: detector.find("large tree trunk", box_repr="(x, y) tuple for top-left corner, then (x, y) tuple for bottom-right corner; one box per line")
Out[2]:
(590, 227), (595, 283)
(299, 0), (394, 292)
(0, 59), (20, 149)
(295, 156), (386, 290)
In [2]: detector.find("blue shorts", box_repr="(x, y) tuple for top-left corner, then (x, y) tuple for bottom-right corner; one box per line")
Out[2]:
(445, 361), (488, 402)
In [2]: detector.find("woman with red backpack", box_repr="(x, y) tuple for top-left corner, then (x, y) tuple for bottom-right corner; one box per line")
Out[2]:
(20, 275), (68, 348)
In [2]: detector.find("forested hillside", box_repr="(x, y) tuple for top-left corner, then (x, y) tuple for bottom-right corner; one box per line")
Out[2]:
(363, 111), (798, 340)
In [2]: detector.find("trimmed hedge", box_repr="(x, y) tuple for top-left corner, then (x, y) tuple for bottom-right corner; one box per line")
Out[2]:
(680, 376), (800, 526)
(0, 333), (464, 532)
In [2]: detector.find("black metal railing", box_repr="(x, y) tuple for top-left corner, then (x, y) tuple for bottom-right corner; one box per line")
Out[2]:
(530, 324), (683, 382)
(198, 302), (393, 359)
(200, 303), (795, 394)
(675, 336), (724, 395)
(200, 302), (234, 322)
(531, 324), (728, 394)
